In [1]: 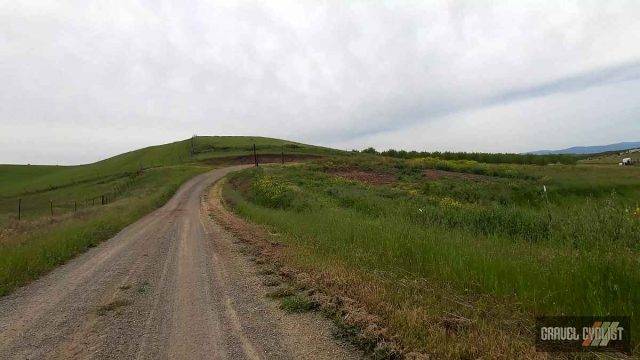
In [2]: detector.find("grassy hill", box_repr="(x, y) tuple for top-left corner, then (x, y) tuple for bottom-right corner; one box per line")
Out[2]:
(0, 136), (337, 198)
(580, 148), (640, 165)
(0, 136), (339, 295)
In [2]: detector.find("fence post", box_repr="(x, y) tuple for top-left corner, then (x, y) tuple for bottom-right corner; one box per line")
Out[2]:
(253, 143), (258, 167)
(281, 145), (284, 164)
(74, 201), (77, 212)
(101, 195), (104, 205)
(18, 198), (21, 221)
(50, 200), (53, 217)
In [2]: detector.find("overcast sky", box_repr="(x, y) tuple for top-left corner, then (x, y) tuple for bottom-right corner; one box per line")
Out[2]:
(1, 1), (640, 164)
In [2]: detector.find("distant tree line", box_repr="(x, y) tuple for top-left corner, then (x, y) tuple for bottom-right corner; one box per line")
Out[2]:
(357, 147), (580, 165)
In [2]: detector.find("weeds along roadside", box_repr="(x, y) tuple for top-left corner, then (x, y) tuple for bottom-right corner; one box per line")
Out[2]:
(0, 165), (210, 296)
(211, 179), (429, 359)
(220, 168), (536, 358)
(220, 160), (640, 358)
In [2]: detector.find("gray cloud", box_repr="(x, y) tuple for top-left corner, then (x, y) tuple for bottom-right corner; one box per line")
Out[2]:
(1, 1), (640, 164)
(488, 60), (640, 105)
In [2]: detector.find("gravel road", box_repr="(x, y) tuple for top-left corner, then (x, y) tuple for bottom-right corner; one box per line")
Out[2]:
(0, 166), (360, 360)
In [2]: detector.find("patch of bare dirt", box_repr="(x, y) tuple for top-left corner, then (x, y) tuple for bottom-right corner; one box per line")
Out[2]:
(423, 169), (493, 182)
(330, 170), (396, 186)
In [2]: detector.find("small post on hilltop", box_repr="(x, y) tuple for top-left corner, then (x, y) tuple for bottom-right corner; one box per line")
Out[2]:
(50, 200), (53, 217)
(74, 201), (77, 213)
(253, 143), (258, 167)
(190, 134), (196, 158)
(18, 198), (21, 221)
(281, 145), (284, 164)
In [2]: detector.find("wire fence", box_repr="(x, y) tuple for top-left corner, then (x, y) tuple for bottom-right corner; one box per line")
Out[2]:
(6, 171), (142, 222)
(5, 142), (292, 223)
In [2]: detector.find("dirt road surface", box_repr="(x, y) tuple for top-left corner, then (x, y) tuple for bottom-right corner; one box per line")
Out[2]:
(0, 166), (360, 360)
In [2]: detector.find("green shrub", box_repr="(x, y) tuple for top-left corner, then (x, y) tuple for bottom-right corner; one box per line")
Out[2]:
(251, 173), (293, 209)
(280, 294), (318, 312)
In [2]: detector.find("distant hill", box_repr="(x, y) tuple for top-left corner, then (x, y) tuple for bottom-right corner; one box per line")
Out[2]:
(529, 141), (640, 155)
(0, 136), (341, 197)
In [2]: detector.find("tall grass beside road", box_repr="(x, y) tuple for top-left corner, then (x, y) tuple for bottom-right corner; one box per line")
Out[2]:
(223, 159), (640, 357)
(0, 165), (208, 296)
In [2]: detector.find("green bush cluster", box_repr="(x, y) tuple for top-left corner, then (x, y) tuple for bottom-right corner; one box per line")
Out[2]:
(251, 172), (293, 209)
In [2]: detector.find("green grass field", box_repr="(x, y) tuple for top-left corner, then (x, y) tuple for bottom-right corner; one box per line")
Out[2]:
(224, 155), (640, 357)
(0, 136), (337, 295)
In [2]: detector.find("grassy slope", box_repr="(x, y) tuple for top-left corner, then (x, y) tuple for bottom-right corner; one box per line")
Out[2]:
(0, 165), (208, 295)
(0, 136), (337, 295)
(0, 136), (337, 222)
(192, 135), (340, 159)
(0, 135), (335, 198)
(224, 156), (640, 357)
(580, 151), (640, 165)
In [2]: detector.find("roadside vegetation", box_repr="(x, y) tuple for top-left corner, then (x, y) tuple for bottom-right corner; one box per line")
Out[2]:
(223, 154), (640, 357)
(0, 136), (337, 296)
(0, 165), (209, 296)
